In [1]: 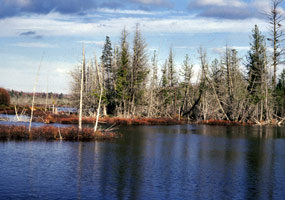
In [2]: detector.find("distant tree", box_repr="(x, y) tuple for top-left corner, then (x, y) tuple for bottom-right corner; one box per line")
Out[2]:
(59, 93), (63, 99)
(0, 88), (10, 106)
(180, 54), (193, 116)
(161, 59), (168, 87)
(151, 50), (158, 88)
(147, 50), (158, 117)
(160, 60), (170, 116)
(167, 47), (176, 87)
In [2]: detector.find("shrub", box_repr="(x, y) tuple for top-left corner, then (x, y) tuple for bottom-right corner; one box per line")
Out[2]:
(0, 88), (10, 106)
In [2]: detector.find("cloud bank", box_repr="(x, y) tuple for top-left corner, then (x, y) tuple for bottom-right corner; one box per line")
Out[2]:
(0, 0), (172, 19)
(188, 0), (272, 19)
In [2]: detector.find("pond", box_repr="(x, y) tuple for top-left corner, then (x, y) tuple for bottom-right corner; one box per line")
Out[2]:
(0, 125), (284, 199)
(0, 114), (73, 128)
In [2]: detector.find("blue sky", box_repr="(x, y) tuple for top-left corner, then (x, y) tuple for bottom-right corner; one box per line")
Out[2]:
(0, 0), (283, 93)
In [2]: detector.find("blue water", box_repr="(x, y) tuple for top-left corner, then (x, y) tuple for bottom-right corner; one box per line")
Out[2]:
(0, 125), (284, 199)
(0, 114), (73, 128)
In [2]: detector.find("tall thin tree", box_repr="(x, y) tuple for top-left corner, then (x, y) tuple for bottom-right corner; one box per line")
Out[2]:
(79, 45), (85, 132)
(266, 0), (284, 87)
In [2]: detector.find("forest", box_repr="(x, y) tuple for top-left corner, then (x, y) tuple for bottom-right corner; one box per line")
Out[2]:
(70, 1), (285, 125)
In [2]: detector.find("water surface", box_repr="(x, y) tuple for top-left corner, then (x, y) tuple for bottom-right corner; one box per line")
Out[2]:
(0, 125), (284, 199)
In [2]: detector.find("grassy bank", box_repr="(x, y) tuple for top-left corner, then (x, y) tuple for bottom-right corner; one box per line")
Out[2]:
(39, 115), (185, 125)
(0, 125), (120, 141)
(1, 104), (284, 126)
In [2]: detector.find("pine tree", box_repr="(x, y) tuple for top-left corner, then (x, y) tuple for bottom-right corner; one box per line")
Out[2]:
(116, 28), (130, 116)
(168, 47), (176, 87)
(246, 25), (267, 103)
(160, 60), (170, 116)
(246, 25), (269, 121)
(276, 69), (285, 116)
(161, 60), (168, 87)
(147, 50), (158, 117)
(130, 25), (149, 115)
(151, 50), (158, 88)
(101, 36), (113, 91)
(101, 36), (115, 114)
(180, 54), (193, 115)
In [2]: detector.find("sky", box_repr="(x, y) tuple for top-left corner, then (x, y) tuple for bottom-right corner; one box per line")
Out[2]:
(0, 0), (284, 93)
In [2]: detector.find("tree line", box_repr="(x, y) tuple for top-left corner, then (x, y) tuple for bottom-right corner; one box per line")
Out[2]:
(70, 1), (285, 123)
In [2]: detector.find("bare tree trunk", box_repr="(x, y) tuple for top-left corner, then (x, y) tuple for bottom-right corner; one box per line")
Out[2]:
(147, 86), (153, 117)
(79, 46), (85, 131)
(94, 53), (103, 132)
(260, 101), (263, 121)
(265, 74), (269, 120)
(94, 87), (103, 132)
(29, 57), (43, 133)
(15, 105), (19, 121)
(45, 75), (49, 112)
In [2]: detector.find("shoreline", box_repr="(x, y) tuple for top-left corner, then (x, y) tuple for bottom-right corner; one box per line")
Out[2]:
(1, 106), (284, 127)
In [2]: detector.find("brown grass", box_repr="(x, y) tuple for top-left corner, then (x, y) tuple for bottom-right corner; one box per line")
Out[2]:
(100, 117), (184, 125)
(0, 125), (120, 141)
(35, 114), (185, 125)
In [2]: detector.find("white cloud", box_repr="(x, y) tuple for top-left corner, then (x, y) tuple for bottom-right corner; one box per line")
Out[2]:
(0, 12), (268, 38)
(173, 46), (190, 49)
(11, 42), (58, 48)
(252, 0), (270, 13)
(56, 67), (69, 74)
(233, 46), (250, 51)
(212, 46), (250, 54)
(253, 0), (285, 15)
(130, 0), (168, 5)
(96, 8), (154, 15)
(197, 0), (226, 6)
(195, 0), (246, 8)
(77, 40), (105, 47)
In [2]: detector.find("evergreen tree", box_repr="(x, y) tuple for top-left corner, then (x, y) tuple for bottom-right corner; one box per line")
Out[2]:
(246, 25), (269, 121)
(101, 36), (115, 113)
(168, 47), (176, 87)
(180, 54), (193, 115)
(151, 50), (158, 88)
(101, 36), (113, 91)
(276, 69), (285, 116)
(112, 45), (120, 91)
(147, 50), (159, 117)
(116, 28), (130, 116)
(161, 60), (168, 87)
(160, 60), (170, 115)
(246, 25), (267, 103)
(130, 25), (149, 115)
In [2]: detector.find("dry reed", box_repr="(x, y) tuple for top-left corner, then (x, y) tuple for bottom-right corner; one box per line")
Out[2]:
(0, 125), (120, 141)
